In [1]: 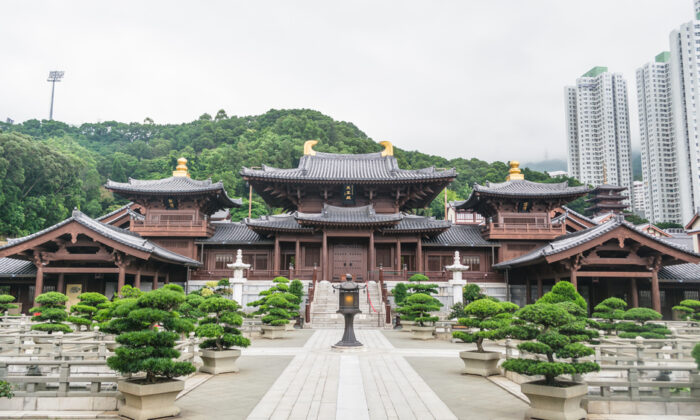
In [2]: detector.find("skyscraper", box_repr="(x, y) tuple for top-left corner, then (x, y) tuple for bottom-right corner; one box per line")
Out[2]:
(565, 67), (634, 205)
(669, 10), (700, 223)
(637, 52), (682, 223)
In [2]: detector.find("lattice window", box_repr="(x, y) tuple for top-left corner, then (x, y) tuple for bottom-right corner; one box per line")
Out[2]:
(215, 254), (233, 270)
(305, 246), (320, 267)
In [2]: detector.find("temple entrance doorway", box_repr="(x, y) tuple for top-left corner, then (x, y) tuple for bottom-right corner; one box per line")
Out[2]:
(331, 242), (367, 282)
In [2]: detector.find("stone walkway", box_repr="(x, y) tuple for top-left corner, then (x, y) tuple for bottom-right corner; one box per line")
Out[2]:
(179, 329), (526, 419)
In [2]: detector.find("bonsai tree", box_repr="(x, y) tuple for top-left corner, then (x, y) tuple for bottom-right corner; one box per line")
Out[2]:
(119, 285), (142, 299)
(672, 299), (700, 322)
(0, 294), (18, 314)
(289, 279), (304, 303)
(177, 293), (206, 323)
(617, 307), (670, 339)
(453, 299), (518, 352)
(392, 283), (408, 306)
(448, 302), (467, 320)
(501, 302), (600, 386)
(196, 296), (251, 351)
(30, 292), (72, 333)
(536, 281), (587, 310)
(105, 288), (195, 384)
(463, 283), (487, 304)
(247, 276), (299, 326)
(397, 292), (443, 327)
(591, 297), (628, 334)
(202, 279), (232, 296)
(67, 292), (108, 329)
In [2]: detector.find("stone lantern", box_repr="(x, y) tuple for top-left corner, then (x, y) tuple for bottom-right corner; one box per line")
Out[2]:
(332, 274), (367, 348)
(445, 251), (469, 306)
(227, 250), (250, 305)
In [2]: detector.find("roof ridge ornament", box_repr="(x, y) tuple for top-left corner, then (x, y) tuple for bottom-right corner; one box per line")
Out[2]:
(172, 157), (190, 178)
(303, 140), (318, 156)
(506, 160), (524, 181)
(379, 141), (393, 157)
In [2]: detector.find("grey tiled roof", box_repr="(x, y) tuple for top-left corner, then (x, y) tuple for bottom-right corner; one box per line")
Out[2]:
(659, 263), (700, 283)
(381, 215), (451, 232)
(472, 180), (590, 197)
(493, 216), (700, 269)
(665, 234), (694, 252)
(196, 222), (272, 245)
(245, 214), (313, 232)
(0, 210), (201, 267)
(297, 204), (402, 226)
(592, 212), (616, 223)
(241, 152), (456, 183)
(560, 206), (597, 225)
(0, 258), (36, 277)
(422, 225), (499, 247)
(105, 177), (241, 207)
(96, 203), (133, 221)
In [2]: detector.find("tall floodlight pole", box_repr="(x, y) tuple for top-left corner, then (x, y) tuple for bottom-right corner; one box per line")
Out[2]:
(47, 71), (65, 120)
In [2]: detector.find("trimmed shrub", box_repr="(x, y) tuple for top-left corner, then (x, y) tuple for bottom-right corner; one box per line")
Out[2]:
(177, 293), (206, 323)
(0, 380), (13, 399)
(0, 295), (18, 313)
(119, 285), (142, 299)
(397, 293), (442, 327)
(672, 299), (700, 322)
(692, 343), (700, 369)
(617, 307), (669, 339)
(247, 277), (299, 326)
(463, 283), (487, 304)
(67, 292), (108, 329)
(392, 283), (408, 306)
(196, 296), (251, 351)
(105, 288), (195, 384)
(453, 299), (518, 352)
(289, 279), (304, 303)
(536, 281), (587, 310)
(30, 292), (72, 333)
(592, 297), (627, 333)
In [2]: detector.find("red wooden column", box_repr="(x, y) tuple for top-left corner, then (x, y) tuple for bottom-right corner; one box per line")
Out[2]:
(273, 236), (280, 276)
(369, 231), (375, 280)
(629, 278), (638, 308)
(33, 254), (44, 303)
(570, 269), (577, 290)
(651, 269), (661, 313)
(57, 273), (65, 294)
(322, 230), (328, 281)
(526, 277), (531, 304)
(416, 236), (423, 273)
(537, 276), (543, 299)
(134, 270), (141, 289)
(164, 272), (170, 284)
(117, 265), (126, 296)
(295, 239), (301, 274)
(395, 238), (402, 271)
(153, 270), (159, 290)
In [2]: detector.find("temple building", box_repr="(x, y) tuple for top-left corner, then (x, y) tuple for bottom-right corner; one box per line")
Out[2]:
(585, 184), (629, 216)
(0, 143), (698, 319)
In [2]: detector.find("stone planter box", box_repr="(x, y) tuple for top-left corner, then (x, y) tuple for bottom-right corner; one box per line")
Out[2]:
(411, 325), (435, 340)
(285, 321), (295, 331)
(459, 350), (501, 376)
(262, 325), (286, 339)
(400, 320), (415, 332)
(117, 379), (183, 420)
(200, 348), (241, 374)
(521, 380), (587, 420)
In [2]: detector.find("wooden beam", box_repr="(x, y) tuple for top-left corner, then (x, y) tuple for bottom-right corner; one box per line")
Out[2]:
(575, 271), (652, 278)
(43, 267), (120, 273)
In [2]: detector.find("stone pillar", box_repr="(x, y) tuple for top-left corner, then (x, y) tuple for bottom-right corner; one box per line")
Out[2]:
(446, 251), (468, 306)
(629, 278), (639, 308)
(651, 270), (661, 313)
(228, 250), (250, 305)
(57, 273), (65, 294)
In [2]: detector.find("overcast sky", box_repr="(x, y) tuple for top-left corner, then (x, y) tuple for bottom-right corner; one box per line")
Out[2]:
(0, 0), (695, 162)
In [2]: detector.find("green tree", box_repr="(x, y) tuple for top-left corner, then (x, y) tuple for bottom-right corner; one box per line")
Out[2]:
(617, 308), (669, 339)
(67, 292), (109, 329)
(196, 296), (251, 351)
(247, 277), (299, 326)
(30, 292), (72, 333)
(0, 295), (18, 313)
(453, 299), (518, 352)
(672, 299), (700, 321)
(591, 297), (627, 333)
(392, 283), (408, 306)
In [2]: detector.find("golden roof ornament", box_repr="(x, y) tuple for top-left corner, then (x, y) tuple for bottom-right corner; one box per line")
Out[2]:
(172, 157), (190, 178)
(379, 141), (393, 157)
(303, 140), (318, 156)
(506, 160), (524, 181)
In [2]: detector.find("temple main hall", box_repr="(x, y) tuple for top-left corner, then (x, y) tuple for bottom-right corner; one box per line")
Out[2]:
(0, 141), (698, 320)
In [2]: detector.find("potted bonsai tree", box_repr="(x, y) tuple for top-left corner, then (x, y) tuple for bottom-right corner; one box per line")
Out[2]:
(177, 293), (206, 324)
(453, 299), (518, 376)
(247, 276), (299, 339)
(617, 307), (670, 339)
(196, 296), (251, 374)
(591, 297), (627, 335)
(672, 299), (700, 322)
(502, 282), (599, 420)
(288, 279), (304, 329)
(30, 292), (72, 334)
(0, 294), (18, 315)
(105, 288), (195, 420)
(398, 274), (443, 340)
(67, 292), (108, 331)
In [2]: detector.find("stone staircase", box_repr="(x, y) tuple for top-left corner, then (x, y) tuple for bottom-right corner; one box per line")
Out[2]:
(309, 280), (386, 329)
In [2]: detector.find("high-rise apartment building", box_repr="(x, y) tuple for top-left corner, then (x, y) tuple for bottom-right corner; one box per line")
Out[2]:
(565, 67), (634, 205)
(632, 180), (646, 217)
(670, 12), (700, 223)
(636, 52), (682, 223)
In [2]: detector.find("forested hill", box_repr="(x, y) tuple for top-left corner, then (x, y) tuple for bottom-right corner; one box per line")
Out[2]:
(0, 109), (583, 238)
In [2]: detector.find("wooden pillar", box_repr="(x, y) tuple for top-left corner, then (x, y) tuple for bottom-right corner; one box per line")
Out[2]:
(33, 261), (44, 303)
(369, 231), (375, 281)
(153, 271), (159, 290)
(57, 273), (65, 294)
(651, 269), (661, 313)
(526, 277), (531, 304)
(416, 236), (423, 273)
(537, 276), (543, 299)
(117, 265), (126, 296)
(295, 239), (301, 273)
(629, 278), (638, 308)
(396, 238), (401, 270)
(570, 270), (577, 290)
(322, 230), (328, 281)
(134, 270), (141, 289)
(164, 272), (170, 284)
(273, 236), (280, 275)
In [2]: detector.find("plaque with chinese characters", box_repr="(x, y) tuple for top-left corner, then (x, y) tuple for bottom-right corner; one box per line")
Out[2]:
(342, 185), (355, 204)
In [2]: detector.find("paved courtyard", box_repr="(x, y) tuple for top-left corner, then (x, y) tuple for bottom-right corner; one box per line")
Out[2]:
(177, 329), (528, 420)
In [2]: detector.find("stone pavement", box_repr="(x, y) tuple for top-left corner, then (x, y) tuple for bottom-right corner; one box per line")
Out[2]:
(179, 329), (527, 419)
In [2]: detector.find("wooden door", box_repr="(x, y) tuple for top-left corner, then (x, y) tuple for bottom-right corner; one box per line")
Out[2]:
(332, 243), (367, 281)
